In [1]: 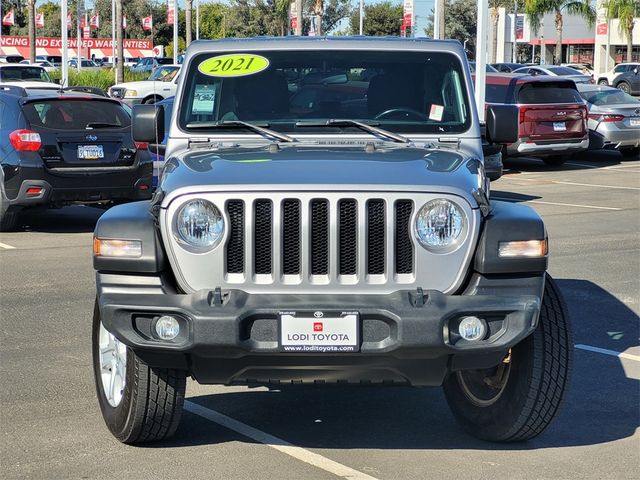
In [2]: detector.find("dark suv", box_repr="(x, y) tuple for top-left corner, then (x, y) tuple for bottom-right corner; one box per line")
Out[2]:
(0, 87), (153, 230)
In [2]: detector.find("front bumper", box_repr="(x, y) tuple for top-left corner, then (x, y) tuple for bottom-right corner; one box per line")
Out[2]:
(97, 273), (544, 386)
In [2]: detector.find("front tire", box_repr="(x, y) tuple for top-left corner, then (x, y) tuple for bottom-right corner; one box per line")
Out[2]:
(92, 300), (186, 444)
(597, 79), (608, 86)
(443, 274), (572, 442)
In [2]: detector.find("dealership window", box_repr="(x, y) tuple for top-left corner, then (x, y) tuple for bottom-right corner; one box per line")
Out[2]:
(567, 45), (594, 65)
(614, 46), (640, 64)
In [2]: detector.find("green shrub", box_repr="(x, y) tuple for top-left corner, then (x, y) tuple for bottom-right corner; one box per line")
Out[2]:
(49, 69), (149, 90)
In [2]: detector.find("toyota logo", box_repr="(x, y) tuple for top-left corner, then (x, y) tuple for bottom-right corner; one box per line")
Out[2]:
(86, 134), (97, 141)
(314, 311), (324, 318)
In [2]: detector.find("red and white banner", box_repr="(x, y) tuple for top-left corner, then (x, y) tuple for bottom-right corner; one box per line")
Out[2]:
(142, 16), (153, 31)
(2, 10), (15, 26)
(90, 13), (99, 29)
(83, 26), (91, 39)
(35, 13), (45, 28)
(403, 0), (413, 27)
(167, 6), (175, 25)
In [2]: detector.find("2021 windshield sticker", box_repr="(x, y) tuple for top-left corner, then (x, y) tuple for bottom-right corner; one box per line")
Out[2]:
(198, 54), (270, 78)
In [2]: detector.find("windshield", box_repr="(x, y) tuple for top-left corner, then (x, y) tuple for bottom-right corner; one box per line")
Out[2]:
(179, 50), (471, 135)
(580, 89), (640, 106)
(149, 66), (179, 82)
(547, 66), (582, 75)
(0, 66), (52, 82)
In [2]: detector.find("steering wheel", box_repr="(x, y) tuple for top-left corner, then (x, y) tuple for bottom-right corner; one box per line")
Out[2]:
(374, 108), (429, 121)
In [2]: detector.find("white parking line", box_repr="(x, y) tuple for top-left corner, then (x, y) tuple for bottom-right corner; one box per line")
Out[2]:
(184, 400), (380, 480)
(565, 162), (640, 172)
(491, 197), (622, 211)
(553, 180), (640, 191)
(0, 242), (16, 250)
(575, 344), (640, 362)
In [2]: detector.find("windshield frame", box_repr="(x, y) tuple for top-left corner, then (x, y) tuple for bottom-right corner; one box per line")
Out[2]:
(175, 48), (475, 140)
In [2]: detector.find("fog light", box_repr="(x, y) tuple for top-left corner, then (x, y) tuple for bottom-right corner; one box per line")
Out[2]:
(458, 316), (486, 342)
(155, 316), (180, 340)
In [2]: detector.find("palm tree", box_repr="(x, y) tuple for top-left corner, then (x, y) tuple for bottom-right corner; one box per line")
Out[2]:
(274, 0), (290, 36)
(27, 0), (36, 62)
(115, 0), (124, 83)
(186, 0), (193, 47)
(525, 0), (596, 65)
(604, 0), (639, 63)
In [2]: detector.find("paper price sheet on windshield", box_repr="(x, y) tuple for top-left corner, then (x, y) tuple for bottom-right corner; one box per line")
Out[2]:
(192, 85), (217, 115)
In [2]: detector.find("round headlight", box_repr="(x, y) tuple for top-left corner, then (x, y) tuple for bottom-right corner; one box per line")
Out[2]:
(174, 199), (224, 252)
(415, 199), (467, 252)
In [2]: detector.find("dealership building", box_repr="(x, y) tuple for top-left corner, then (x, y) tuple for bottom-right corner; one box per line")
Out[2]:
(493, 4), (639, 74)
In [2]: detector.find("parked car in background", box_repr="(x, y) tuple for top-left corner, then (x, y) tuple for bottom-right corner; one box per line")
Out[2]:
(19, 60), (57, 72)
(484, 73), (588, 165)
(562, 63), (594, 77)
(468, 62), (499, 73)
(36, 55), (62, 67)
(0, 87), (153, 231)
(512, 65), (593, 84)
(0, 64), (60, 89)
(0, 55), (25, 63)
(596, 62), (640, 86)
(68, 59), (100, 69)
(491, 62), (526, 73)
(610, 67), (640, 96)
(130, 57), (174, 73)
(577, 84), (640, 158)
(108, 65), (180, 106)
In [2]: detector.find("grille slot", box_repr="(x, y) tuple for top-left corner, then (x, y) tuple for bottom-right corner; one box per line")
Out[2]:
(395, 200), (414, 274)
(310, 200), (329, 275)
(226, 200), (245, 274)
(254, 200), (272, 275)
(339, 200), (357, 275)
(282, 200), (301, 275)
(367, 200), (386, 275)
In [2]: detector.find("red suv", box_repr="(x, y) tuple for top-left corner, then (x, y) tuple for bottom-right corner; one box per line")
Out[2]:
(484, 74), (588, 166)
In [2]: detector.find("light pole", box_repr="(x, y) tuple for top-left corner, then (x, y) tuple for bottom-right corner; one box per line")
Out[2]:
(173, 0), (178, 64)
(196, 0), (200, 40)
(475, 0), (488, 123)
(512, 0), (518, 63)
(61, 0), (68, 86)
(359, 0), (363, 35)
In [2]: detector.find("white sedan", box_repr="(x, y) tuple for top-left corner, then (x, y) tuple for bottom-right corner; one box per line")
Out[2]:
(19, 60), (57, 72)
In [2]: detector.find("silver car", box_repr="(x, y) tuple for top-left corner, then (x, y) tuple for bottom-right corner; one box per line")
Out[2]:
(513, 65), (593, 84)
(577, 84), (640, 158)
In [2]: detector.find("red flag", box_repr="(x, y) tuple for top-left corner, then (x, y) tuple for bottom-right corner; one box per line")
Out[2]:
(35, 12), (45, 28)
(80, 15), (87, 28)
(67, 14), (72, 30)
(142, 16), (153, 31)
(90, 13), (99, 29)
(83, 26), (90, 39)
(2, 10), (15, 26)
(167, 7), (175, 25)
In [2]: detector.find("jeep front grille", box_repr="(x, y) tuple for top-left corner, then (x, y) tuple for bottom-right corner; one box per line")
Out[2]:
(163, 191), (479, 295)
(225, 197), (414, 279)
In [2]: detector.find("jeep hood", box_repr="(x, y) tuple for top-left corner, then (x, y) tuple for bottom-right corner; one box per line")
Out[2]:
(158, 145), (483, 208)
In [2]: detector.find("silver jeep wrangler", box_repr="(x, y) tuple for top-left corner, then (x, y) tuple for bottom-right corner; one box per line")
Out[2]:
(92, 37), (572, 444)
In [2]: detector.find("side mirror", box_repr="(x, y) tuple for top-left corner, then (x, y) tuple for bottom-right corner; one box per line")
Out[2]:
(634, 68), (638, 75)
(132, 104), (165, 143)
(149, 144), (166, 156)
(485, 104), (519, 144)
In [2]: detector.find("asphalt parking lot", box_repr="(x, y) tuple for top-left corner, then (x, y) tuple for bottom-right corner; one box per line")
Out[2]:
(1, 150), (638, 480)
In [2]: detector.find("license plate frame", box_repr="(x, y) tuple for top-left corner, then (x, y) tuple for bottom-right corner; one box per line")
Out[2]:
(278, 311), (360, 353)
(630, 118), (640, 127)
(77, 145), (104, 159)
(552, 122), (567, 132)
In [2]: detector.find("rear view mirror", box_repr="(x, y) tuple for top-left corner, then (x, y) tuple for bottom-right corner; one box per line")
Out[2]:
(485, 104), (519, 144)
(132, 104), (165, 143)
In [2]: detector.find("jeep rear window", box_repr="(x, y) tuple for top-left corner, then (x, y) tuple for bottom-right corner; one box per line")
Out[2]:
(0, 66), (51, 83)
(179, 50), (471, 135)
(22, 100), (131, 130)
(517, 83), (583, 104)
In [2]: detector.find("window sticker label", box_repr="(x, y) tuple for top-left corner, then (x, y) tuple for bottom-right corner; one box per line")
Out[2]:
(192, 85), (217, 114)
(198, 54), (270, 78)
(429, 104), (444, 122)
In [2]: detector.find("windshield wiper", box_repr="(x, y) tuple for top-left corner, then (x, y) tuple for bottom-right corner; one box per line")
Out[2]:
(295, 119), (410, 143)
(86, 122), (122, 129)
(185, 120), (296, 143)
